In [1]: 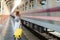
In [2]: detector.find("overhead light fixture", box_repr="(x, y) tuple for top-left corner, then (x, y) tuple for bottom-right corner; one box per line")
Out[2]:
(40, 0), (46, 5)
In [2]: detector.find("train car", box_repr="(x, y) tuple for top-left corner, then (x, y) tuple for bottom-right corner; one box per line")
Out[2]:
(19, 0), (60, 25)
(15, 0), (60, 40)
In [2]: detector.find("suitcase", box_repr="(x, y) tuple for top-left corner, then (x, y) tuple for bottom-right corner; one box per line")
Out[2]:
(13, 28), (23, 40)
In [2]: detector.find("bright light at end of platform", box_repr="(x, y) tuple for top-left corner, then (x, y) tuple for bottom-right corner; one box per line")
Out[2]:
(14, 0), (21, 6)
(11, 0), (22, 13)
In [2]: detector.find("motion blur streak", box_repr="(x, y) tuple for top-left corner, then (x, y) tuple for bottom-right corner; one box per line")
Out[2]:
(23, 16), (60, 21)
(11, 0), (21, 13)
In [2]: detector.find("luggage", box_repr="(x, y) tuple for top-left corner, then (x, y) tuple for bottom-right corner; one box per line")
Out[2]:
(13, 28), (23, 40)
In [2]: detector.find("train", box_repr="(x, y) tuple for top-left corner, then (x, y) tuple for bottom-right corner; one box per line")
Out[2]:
(14, 0), (60, 40)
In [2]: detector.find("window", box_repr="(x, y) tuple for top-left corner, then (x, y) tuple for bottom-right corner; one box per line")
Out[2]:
(29, 4), (31, 9)
(31, 1), (34, 8)
(29, 0), (34, 9)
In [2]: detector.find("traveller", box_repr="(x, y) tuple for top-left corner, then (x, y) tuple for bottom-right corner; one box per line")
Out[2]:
(10, 11), (21, 32)
(14, 11), (21, 30)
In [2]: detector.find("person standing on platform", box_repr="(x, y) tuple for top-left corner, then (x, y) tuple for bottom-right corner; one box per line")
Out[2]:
(10, 11), (21, 32)
(14, 11), (21, 31)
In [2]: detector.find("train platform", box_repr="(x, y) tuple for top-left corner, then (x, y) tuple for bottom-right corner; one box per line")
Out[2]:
(0, 17), (40, 40)
(0, 17), (27, 40)
(0, 16), (9, 40)
(4, 21), (28, 40)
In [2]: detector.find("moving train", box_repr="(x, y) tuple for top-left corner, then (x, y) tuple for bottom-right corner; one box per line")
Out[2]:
(8, 0), (60, 40)
(15, 0), (60, 40)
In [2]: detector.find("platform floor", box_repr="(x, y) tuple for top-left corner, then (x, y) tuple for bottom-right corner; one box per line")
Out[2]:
(0, 17), (40, 40)
(4, 19), (28, 40)
(0, 18), (28, 40)
(0, 18), (8, 40)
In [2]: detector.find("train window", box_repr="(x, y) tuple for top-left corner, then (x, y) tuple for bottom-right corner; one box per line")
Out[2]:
(31, 1), (34, 8)
(29, 4), (31, 9)
(29, 0), (34, 9)
(40, 0), (46, 5)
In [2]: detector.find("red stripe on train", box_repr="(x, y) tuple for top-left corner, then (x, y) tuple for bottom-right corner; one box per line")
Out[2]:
(37, 7), (60, 13)
(23, 16), (60, 21)
(23, 7), (60, 14)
